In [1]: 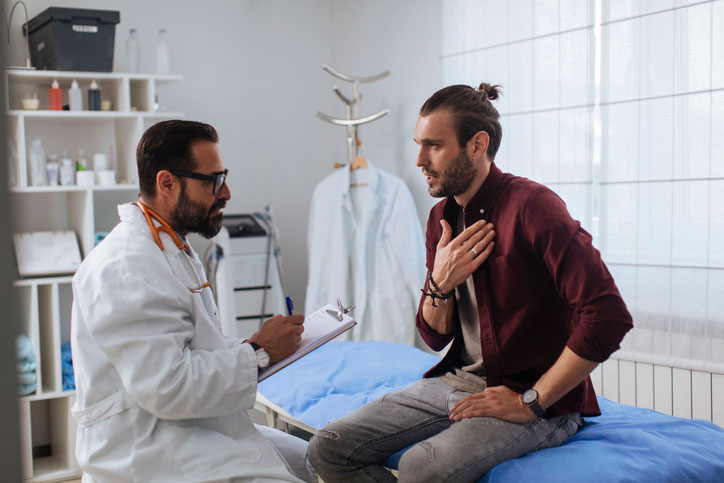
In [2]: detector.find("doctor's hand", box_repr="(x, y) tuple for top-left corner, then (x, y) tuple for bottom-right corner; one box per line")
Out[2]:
(449, 385), (537, 424)
(432, 219), (495, 294)
(249, 314), (305, 364)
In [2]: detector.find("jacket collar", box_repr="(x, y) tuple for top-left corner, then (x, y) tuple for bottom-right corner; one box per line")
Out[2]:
(336, 160), (381, 215)
(118, 202), (185, 257)
(443, 162), (503, 222)
(337, 160), (380, 193)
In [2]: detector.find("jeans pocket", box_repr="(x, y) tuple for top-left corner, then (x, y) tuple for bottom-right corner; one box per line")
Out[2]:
(446, 389), (468, 414)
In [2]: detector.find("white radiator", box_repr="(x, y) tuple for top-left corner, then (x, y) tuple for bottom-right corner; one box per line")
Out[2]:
(590, 357), (724, 428)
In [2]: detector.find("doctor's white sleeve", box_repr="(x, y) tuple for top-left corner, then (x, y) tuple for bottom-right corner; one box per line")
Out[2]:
(76, 274), (258, 420)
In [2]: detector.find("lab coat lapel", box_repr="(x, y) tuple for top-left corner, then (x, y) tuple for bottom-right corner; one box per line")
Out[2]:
(118, 203), (220, 338)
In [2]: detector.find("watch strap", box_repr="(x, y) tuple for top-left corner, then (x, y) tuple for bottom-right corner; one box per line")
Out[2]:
(523, 389), (545, 417)
(527, 399), (545, 417)
(248, 342), (261, 351)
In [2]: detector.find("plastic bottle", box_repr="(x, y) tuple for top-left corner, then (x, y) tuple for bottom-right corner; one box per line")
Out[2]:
(76, 148), (88, 171)
(49, 79), (62, 110)
(60, 150), (75, 186)
(156, 29), (170, 74)
(28, 137), (48, 186)
(93, 152), (108, 171)
(127, 29), (140, 73)
(7, 140), (18, 187)
(88, 80), (101, 111)
(68, 79), (82, 111)
(108, 145), (115, 171)
(46, 154), (59, 186)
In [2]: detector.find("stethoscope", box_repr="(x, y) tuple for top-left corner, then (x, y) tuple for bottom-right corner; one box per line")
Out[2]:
(135, 200), (211, 293)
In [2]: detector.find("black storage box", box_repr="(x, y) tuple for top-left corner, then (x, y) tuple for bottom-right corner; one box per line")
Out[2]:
(24, 7), (120, 72)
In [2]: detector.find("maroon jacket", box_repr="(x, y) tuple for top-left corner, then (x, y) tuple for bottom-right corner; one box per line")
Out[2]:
(417, 163), (633, 417)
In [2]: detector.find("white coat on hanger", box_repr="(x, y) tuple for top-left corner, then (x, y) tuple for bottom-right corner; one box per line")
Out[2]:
(305, 161), (425, 345)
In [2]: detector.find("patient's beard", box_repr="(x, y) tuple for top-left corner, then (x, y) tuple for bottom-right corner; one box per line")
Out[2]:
(428, 149), (477, 198)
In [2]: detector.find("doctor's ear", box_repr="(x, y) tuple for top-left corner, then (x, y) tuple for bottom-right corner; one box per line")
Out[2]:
(156, 170), (177, 198)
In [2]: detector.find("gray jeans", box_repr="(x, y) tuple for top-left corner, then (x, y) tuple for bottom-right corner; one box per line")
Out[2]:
(307, 378), (580, 483)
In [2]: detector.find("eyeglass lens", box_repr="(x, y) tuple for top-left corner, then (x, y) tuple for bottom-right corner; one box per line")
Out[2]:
(214, 173), (227, 194)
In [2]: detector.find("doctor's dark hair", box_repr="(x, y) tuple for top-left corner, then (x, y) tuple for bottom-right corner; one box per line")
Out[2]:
(419, 83), (503, 160)
(136, 120), (219, 197)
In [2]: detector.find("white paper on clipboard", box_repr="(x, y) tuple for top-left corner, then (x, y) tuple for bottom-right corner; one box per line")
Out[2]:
(258, 303), (356, 381)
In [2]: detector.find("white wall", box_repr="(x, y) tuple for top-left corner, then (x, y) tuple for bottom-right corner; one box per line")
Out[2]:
(328, 0), (442, 223)
(5, 0), (441, 309)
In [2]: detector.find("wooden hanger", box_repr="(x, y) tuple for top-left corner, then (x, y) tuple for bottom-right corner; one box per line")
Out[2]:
(349, 156), (368, 187)
(350, 156), (367, 171)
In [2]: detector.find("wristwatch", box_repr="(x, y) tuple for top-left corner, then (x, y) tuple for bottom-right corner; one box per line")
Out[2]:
(521, 388), (545, 417)
(248, 342), (270, 369)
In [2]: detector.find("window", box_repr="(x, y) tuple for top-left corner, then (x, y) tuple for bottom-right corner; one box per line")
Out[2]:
(441, 0), (724, 371)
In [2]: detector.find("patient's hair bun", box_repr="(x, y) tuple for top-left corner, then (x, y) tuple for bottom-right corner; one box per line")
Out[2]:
(477, 82), (501, 102)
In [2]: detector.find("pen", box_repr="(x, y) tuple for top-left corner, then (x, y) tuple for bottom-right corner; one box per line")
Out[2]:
(285, 296), (294, 316)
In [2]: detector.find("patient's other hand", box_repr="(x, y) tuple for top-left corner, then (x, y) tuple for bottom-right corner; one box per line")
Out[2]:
(250, 314), (305, 364)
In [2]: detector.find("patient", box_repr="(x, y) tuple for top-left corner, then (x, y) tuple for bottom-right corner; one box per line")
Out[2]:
(307, 83), (633, 482)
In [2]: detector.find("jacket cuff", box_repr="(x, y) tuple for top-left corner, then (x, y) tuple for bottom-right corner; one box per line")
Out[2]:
(566, 319), (633, 363)
(240, 343), (259, 409)
(416, 311), (453, 352)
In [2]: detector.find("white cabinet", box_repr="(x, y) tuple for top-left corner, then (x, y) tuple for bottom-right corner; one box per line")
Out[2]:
(7, 69), (184, 482)
(226, 236), (287, 340)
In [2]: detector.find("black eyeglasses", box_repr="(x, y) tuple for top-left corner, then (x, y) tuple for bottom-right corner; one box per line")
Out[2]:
(170, 169), (228, 195)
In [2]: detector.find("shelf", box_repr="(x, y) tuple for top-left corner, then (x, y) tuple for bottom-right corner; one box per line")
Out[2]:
(8, 110), (185, 120)
(28, 456), (81, 483)
(8, 110), (138, 119)
(13, 276), (74, 287)
(129, 73), (184, 83)
(10, 185), (86, 193)
(141, 111), (185, 119)
(10, 184), (139, 194)
(6, 68), (183, 83)
(19, 390), (75, 403)
(91, 183), (141, 191)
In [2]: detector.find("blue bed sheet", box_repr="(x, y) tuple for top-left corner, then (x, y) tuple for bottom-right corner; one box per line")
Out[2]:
(481, 396), (724, 482)
(258, 341), (724, 482)
(258, 341), (440, 429)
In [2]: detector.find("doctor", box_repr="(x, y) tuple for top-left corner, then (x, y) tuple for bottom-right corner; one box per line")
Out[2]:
(71, 120), (316, 482)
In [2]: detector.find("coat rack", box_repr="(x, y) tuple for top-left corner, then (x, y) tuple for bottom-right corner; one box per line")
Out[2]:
(316, 64), (390, 166)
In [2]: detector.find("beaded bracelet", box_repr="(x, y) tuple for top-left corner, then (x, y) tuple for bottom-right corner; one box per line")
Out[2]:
(420, 289), (441, 307)
(422, 272), (454, 307)
(428, 272), (454, 298)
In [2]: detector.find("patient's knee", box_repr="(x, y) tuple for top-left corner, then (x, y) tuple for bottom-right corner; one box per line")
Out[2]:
(397, 442), (444, 483)
(307, 429), (340, 466)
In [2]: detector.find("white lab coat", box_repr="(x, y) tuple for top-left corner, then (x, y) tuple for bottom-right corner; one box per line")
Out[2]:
(71, 203), (303, 482)
(305, 162), (425, 345)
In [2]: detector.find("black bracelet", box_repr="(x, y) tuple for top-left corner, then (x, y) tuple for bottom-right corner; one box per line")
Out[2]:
(421, 288), (445, 307)
(428, 272), (454, 299)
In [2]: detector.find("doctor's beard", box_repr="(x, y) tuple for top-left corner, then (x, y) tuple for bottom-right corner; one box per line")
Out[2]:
(426, 149), (476, 198)
(172, 182), (226, 239)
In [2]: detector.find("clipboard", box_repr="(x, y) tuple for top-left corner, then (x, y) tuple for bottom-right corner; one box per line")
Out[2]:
(258, 303), (357, 381)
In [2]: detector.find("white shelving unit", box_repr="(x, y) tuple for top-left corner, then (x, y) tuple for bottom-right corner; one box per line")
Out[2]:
(7, 69), (184, 482)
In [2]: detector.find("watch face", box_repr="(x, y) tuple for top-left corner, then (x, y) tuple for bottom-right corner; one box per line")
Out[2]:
(256, 349), (270, 368)
(522, 389), (538, 405)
